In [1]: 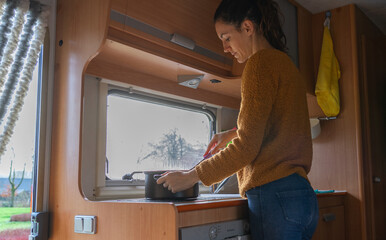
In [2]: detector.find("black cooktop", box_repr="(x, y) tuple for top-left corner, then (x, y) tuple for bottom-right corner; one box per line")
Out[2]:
(111, 194), (241, 204)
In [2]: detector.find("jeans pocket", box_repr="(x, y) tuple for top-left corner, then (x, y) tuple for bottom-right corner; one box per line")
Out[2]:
(276, 189), (315, 226)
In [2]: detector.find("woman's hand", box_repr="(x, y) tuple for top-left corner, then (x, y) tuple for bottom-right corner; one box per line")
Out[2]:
(204, 128), (238, 156)
(156, 169), (200, 193)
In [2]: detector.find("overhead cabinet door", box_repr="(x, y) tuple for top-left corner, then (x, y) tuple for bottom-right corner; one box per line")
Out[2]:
(110, 0), (238, 77)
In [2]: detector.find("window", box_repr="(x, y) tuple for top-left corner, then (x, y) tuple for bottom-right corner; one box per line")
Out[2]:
(106, 89), (215, 180)
(81, 76), (217, 199)
(0, 49), (42, 240)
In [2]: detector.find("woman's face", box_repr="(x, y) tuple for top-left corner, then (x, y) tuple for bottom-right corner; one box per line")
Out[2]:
(215, 20), (254, 63)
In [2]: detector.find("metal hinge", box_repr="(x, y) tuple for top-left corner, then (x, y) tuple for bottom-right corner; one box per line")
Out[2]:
(29, 212), (49, 240)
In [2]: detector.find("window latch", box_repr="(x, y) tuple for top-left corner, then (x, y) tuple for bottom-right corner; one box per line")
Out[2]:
(29, 212), (49, 240)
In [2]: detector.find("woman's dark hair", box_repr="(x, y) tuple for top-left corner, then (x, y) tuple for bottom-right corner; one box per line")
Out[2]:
(214, 0), (287, 53)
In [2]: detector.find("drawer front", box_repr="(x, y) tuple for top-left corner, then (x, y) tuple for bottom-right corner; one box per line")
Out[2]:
(312, 206), (345, 240)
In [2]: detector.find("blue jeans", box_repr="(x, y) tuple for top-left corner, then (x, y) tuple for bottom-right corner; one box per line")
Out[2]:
(246, 173), (319, 240)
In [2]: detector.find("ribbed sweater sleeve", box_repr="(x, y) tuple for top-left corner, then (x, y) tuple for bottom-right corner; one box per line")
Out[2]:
(195, 51), (277, 185)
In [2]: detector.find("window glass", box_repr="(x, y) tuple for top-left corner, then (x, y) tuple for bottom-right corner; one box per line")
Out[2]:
(0, 57), (40, 239)
(106, 92), (214, 180)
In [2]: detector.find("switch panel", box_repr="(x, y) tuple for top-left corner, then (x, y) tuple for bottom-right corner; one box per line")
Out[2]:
(74, 215), (96, 234)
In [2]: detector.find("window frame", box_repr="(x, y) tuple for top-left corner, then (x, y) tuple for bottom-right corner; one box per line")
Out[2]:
(33, 18), (57, 212)
(81, 76), (218, 200)
(108, 87), (216, 128)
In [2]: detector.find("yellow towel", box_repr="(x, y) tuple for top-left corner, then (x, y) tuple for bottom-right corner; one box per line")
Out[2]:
(315, 26), (341, 117)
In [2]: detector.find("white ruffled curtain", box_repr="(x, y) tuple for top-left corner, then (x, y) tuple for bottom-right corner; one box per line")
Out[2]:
(0, 0), (49, 161)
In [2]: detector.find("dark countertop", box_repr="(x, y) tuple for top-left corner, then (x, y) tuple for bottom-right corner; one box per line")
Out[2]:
(175, 194), (246, 212)
(109, 193), (246, 211)
(109, 191), (347, 212)
(111, 193), (243, 204)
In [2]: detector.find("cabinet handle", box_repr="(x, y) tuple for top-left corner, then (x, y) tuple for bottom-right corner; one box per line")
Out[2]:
(373, 177), (381, 183)
(322, 213), (336, 222)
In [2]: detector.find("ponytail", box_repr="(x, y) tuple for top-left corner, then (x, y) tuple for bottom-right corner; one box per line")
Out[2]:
(214, 0), (288, 53)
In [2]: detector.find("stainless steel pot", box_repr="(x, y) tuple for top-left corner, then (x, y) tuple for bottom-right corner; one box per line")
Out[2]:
(144, 171), (199, 200)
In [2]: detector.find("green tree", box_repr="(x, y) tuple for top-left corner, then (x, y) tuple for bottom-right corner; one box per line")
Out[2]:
(8, 160), (26, 207)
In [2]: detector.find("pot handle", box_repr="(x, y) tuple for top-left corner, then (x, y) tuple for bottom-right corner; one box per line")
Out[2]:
(153, 174), (163, 180)
(122, 171), (143, 181)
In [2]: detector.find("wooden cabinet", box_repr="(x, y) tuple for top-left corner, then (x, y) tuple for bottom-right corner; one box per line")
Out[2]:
(178, 204), (249, 229)
(85, 0), (245, 110)
(308, 4), (386, 240)
(176, 194), (346, 240)
(109, 0), (240, 78)
(356, 7), (386, 240)
(314, 206), (345, 240)
(117, 0), (225, 58)
(313, 194), (346, 240)
(90, 0), (320, 113)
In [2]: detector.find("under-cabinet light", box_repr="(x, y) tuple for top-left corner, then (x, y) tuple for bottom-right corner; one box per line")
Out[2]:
(177, 74), (204, 89)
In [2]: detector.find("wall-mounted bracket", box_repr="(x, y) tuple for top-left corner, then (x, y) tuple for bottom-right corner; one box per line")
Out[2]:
(29, 212), (49, 240)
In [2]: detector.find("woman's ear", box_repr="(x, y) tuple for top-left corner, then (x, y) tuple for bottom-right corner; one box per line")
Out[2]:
(241, 20), (255, 36)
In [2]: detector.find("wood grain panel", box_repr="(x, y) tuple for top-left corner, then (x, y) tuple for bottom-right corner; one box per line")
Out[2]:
(86, 58), (241, 109)
(122, 0), (225, 57)
(312, 206), (345, 240)
(178, 205), (249, 228)
(289, 0), (324, 116)
(51, 0), (179, 239)
(307, 93), (326, 118)
(316, 193), (346, 209)
(107, 24), (234, 77)
(176, 199), (247, 212)
(356, 7), (386, 240)
(111, 0), (127, 13)
(307, 5), (363, 240)
(86, 39), (241, 109)
(110, 0), (237, 78)
(231, 59), (246, 77)
(312, 194), (346, 239)
(295, 2), (316, 95)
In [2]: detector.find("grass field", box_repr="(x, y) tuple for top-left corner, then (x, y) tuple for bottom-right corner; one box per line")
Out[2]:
(0, 208), (30, 232)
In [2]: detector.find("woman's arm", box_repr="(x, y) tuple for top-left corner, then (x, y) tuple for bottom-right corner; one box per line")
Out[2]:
(203, 128), (238, 156)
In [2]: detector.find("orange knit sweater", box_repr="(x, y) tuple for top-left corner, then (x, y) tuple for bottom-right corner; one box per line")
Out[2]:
(195, 49), (313, 197)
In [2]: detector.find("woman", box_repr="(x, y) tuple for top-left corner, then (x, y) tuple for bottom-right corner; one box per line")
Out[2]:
(157, 0), (319, 239)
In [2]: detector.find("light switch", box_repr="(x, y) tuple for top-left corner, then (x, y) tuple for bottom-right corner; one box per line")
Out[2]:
(83, 216), (95, 234)
(74, 215), (96, 234)
(74, 216), (83, 233)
